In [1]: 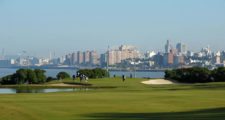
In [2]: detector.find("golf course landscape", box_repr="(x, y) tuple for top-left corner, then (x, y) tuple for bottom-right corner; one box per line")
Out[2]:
(1, 77), (225, 120)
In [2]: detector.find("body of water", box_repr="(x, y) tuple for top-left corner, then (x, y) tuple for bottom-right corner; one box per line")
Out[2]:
(0, 68), (165, 78)
(0, 88), (90, 94)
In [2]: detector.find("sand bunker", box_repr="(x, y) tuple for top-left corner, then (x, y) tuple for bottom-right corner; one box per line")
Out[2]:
(141, 79), (176, 85)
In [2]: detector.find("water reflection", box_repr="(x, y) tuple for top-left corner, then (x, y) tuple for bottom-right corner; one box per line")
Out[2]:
(0, 88), (90, 94)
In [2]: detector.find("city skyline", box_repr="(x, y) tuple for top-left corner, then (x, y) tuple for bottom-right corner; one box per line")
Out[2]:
(0, 40), (222, 59)
(0, 0), (225, 57)
(1, 42), (225, 70)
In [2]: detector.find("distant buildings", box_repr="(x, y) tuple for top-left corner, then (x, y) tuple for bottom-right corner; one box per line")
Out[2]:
(77, 51), (84, 64)
(90, 51), (99, 65)
(100, 53), (107, 67)
(83, 51), (91, 64)
(174, 54), (185, 65)
(61, 50), (100, 66)
(176, 43), (187, 55)
(0, 42), (225, 69)
(162, 41), (186, 67)
(71, 52), (77, 65)
(0, 60), (13, 67)
(165, 40), (171, 53)
(213, 51), (221, 64)
(163, 52), (174, 66)
(106, 45), (141, 65)
(153, 52), (164, 67)
(145, 51), (156, 58)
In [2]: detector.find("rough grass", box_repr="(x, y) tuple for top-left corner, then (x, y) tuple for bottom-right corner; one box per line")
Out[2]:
(1, 78), (225, 120)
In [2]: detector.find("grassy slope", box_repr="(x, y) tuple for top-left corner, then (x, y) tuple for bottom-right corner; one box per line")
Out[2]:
(1, 78), (225, 120)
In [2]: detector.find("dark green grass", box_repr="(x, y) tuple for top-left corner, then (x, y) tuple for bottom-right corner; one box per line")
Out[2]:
(1, 78), (225, 120)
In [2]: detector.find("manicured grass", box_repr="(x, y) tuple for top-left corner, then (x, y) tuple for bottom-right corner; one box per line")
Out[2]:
(1, 78), (225, 120)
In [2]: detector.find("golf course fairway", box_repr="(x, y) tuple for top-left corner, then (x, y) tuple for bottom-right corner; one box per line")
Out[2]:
(0, 78), (225, 120)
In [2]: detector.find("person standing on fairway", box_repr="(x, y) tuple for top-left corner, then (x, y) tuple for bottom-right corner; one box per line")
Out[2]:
(122, 75), (126, 82)
(72, 75), (76, 80)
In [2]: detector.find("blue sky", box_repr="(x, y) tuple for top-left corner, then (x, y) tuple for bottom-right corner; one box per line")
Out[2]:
(0, 0), (225, 57)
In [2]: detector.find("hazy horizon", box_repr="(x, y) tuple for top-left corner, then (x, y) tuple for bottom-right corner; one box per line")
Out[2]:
(0, 0), (225, 57)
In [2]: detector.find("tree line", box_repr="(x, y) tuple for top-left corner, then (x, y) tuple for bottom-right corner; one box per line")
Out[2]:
(0, 69), (47, 85)
(165, 67), (225, 83)
(77, 68), (109, 79)
(0, 68), (109, 85)
(0, 69), (72, 85)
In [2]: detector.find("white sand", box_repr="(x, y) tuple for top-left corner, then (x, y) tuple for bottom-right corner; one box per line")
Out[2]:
(141, 79), (176, 85)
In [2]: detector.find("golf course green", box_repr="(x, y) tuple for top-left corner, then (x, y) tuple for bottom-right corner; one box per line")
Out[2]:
(1, 78), (225, 120)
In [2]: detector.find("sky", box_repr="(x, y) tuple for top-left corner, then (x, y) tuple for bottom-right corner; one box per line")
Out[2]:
(0, 0), (225, 57)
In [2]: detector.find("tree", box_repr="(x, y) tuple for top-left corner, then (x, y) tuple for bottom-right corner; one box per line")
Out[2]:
(26, 69), (37, 84)
(15, 69), (27, 84)
(165, 70), (176, 80)
(212, 67), (225, 82)
(0, 74), (15, 85)
(0, 69), (48, 85)
(57, 72), (71, 80)
(164, 67), (212, 83)
(34, 69), (46, 83)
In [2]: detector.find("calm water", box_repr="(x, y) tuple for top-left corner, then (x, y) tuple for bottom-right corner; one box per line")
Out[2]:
(0, 88), (90, 94)
(0, 68), (164, 78)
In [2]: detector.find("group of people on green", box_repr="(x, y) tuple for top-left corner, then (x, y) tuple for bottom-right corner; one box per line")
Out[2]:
(72, 72), (88, 82)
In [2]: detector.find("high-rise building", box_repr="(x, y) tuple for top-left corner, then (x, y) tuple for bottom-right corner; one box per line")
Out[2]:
(165, 40), (171, 53)
(107, 45), (141, 65)
(108, 50), (116, 65)
(77, 51), (84, 64)
(65, 54), (72, 65)
(100, 53), (107, 67)
(90, 50), (99, 65)
(83, 51), (91, 64)
(59, 56), (65, 64)
(214, 51), (221, 64)
(176, 43), (181, 53)
(174, 55), (185, 65)
(163, 50), (174, 66)
(153, 52), (164, 66)
(71, 52), (77, 65)
(176, 43), (187, 54)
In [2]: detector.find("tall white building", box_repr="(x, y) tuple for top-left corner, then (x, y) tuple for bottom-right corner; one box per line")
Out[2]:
(214, 51), (221, 64)
(83, 51), (91, 64)
(90, 50), (99, 65)
(71, 52), (77, 65)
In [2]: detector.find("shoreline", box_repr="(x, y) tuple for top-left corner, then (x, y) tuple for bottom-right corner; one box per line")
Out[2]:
(0, 67), (166, 72)
(0, 83), (91, 88)
(0, 83), (117, 89)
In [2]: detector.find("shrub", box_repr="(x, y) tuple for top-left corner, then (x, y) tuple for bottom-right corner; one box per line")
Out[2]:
(46, 77), (57, 82)
(56, 72), (71, 80)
